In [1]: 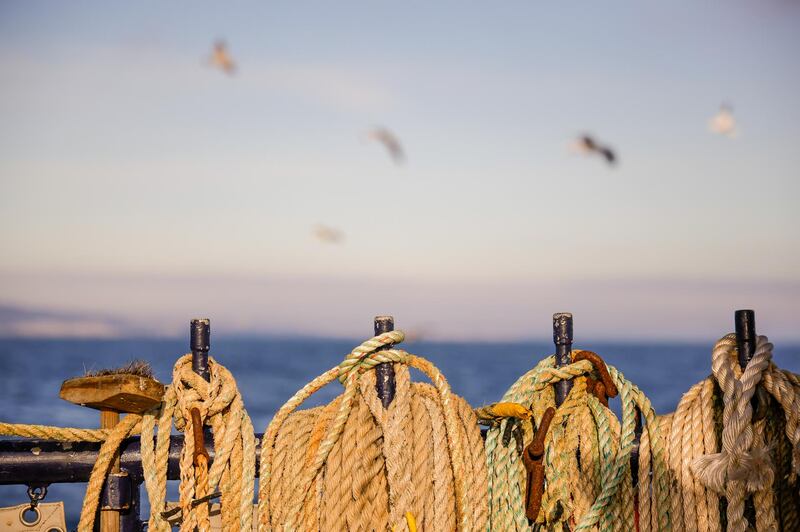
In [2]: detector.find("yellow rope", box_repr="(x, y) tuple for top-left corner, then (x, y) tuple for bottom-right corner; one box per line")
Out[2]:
(474, 402), (533, 424)
(392, 511), (418, 532)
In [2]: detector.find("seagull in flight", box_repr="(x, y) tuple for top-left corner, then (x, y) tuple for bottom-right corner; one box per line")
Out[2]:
(365, 126), (405, 165)
(313, 224), (345, 244)
(709, 104), (737, 137)
(208, 40), (236, 76)
(571, 134), (617, 166)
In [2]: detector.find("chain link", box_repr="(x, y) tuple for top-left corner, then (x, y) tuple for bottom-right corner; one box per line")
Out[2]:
(26, 484), (47, 509)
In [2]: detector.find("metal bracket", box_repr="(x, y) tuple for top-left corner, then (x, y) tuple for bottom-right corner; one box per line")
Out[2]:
(100, 470), (132, 510)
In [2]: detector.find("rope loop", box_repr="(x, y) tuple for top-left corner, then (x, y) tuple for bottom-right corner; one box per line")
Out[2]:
(140, 353), (256, 532)
(692, 334), (775, 494)
(259, 330), (488, 531)
(667, 332), (800, 531)
(485, 349), (668, 531)
(337, 330), (407, 383)
(171, 354), (239, 431)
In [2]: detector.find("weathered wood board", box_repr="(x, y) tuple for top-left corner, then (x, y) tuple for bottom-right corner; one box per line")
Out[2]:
(59, 374), (165, 414)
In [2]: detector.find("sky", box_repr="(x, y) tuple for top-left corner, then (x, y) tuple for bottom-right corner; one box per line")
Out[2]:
(0, 1), (798, 341)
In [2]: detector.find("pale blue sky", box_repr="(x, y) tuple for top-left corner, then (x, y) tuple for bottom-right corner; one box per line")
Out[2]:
(1, 1), (798, 340)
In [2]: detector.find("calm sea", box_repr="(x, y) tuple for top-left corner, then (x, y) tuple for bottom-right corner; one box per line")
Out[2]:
(1, 337), (798, 526)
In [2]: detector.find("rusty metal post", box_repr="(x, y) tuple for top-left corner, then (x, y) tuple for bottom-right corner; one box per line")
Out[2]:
(374, 316), (396, 408)
(552, 313), (574, 407)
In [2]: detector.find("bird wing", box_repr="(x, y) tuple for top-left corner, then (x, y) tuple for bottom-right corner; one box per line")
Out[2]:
(368, 128), (405, 164)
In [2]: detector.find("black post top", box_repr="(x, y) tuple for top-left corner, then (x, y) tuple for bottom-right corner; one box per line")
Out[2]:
(734, 309), (756, 370)
(373, 315), (396, 408)
(374, 315), (394, 335)
(190, 319), (210, 352)
(190, 318), (211, 382)
(553, 312), (573, 346)
(552, 312), (574, 407)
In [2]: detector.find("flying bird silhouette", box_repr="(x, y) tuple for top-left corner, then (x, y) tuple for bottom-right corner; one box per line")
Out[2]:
(365, 127), (405, 165)
(208, 40), (236, 76)
(709, 104), (737, 137)
(313, 225), (345, 244)
(571, 134), (617, 166)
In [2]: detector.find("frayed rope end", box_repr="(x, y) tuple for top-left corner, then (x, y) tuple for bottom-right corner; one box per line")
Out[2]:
(691, 447), (774, 494)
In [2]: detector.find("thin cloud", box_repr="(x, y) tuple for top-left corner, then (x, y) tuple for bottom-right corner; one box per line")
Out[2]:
(0, 47), (395, 115)
(1, 273), (798, 342)
(266, 63), (394, 112)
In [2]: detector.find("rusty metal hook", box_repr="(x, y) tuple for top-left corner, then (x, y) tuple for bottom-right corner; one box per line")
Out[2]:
(190, 407), (210, 467)
(522, 407), (556, 521)
(573, 350), (618, 406)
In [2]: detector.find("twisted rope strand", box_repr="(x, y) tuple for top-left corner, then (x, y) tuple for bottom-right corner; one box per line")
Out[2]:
(260, 331), (487, 531)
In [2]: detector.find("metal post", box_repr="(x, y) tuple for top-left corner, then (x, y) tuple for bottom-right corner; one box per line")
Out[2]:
(190, 319), (213, 443)
(552, 313), (574, 406)
(631, 409), (643, 488)
(734, 310), (756, 369)
(117, 482), (142, 532)
(735, 308), (768, 420)
(374, 316), (396, 408)
(191, 318), (211, 381)
(734, 310), (759, 532)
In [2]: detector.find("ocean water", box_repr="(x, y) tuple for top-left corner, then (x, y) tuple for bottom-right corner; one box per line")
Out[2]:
(1, 337), (798, 526)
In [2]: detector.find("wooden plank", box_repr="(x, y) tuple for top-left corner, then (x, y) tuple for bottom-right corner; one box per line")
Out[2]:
(59, 374), (165, 414)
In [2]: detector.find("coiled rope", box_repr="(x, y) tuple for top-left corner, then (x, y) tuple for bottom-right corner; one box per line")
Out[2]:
(485, 350), (670, 531)
(258, 330), (488, 531)
(140, 353), (256, 532)
(664, 333), (800, 531)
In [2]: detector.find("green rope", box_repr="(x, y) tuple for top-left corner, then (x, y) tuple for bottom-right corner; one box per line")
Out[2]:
(484, 352), (671, 531)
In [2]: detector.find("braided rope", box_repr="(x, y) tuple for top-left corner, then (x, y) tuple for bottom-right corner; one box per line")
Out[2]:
(0, 422), (117, 441)
(258, 330), (488, 531)
(139, 354), (256, 532)
(76, 413), (141, 531)
(484, 350), (669, 531)
(659, 333), (800, 532)
(692, 335), (774, 494)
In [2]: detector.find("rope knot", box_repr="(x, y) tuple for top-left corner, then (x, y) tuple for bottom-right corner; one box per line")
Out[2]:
(337, 330), (407, 383)
(692, 334), (776, 494)
(172, 354), (238, 432)
(142, 353), (256, 532)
